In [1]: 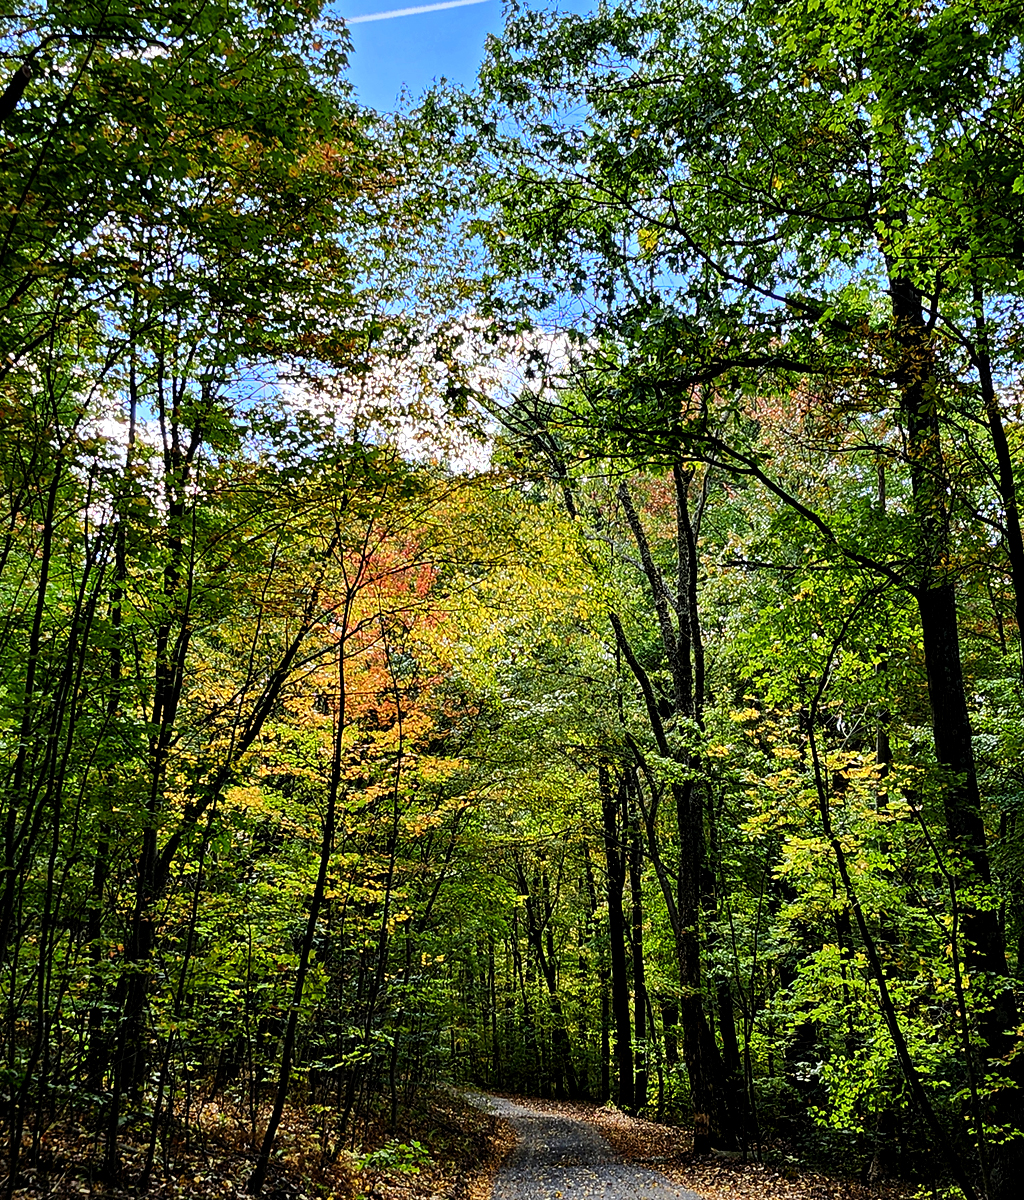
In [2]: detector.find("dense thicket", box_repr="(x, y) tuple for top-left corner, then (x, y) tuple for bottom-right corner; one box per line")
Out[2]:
(0, 1), (492, 1190)
(2, 1), (1023, 1198)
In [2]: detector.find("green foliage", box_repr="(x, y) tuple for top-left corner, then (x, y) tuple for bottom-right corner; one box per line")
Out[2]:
(4, 0), (1024, 1194)
(352, 1138), (430, 1175)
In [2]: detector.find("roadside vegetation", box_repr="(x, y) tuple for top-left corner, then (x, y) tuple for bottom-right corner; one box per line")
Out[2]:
(2, 3), (1022, 1199)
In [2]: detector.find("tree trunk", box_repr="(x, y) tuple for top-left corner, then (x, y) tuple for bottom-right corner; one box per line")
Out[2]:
(628, 817), (648, 1111)
(600, 763), (634, 1110)
(972, 277), (1024, 685)
(514, 858), (581, 1099)
(246, 613), (349, 1194)
(612, 468), (736, 1145)
(891, 273), (1023, 1199)
(611, 617), (735, 1147)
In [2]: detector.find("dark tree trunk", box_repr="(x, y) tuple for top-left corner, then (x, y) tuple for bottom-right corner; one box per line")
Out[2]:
(612, 468), (736, 1146)
(892, 276), (1007, 979)
(610, 622), (735, 1147)
(628, 817), (648, 1110)
(662, 1002), (679, 1067)
(600, 763), (634, 1110)
(514, 858), (581, 1100)
(247, 614), (349, 1194)
(972, 277), (1024, 684)
(891, 273), (1023, 1199)
(583, 844), (611, 1101)
(0, 62), (31, 125)
(673, 778), (729, 1151)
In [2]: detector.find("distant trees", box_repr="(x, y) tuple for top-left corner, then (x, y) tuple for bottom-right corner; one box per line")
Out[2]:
(0, 0), (487, 1191)
(4, 0), (1024, 1197)
(436, 0), (1024, 1192)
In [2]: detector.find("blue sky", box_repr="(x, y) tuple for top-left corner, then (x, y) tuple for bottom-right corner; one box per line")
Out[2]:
(338, 0), (505, 112)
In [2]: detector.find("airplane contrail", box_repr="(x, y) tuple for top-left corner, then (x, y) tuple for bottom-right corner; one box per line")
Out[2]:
(346, 0), (490, 22)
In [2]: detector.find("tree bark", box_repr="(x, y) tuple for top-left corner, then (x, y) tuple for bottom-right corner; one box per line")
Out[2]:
(600, 763), (634, 1110)
(628, 814), (648, 1110)
(513, 857), (581, 1100)
(891, 272), (1023, 1199)
(610, 614), (734, 1147)
(971, 277), (1024, 685)
(246, 607), (349, 1194)
(0, 62), (31, 125)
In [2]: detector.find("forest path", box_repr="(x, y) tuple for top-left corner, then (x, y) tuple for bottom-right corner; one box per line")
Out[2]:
(465, 1092), (704, 1200)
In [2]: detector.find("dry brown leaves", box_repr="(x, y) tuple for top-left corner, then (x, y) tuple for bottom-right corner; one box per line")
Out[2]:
(6, 1100), (357, 1200)
(358, 1091), (516, 1200)
(4, 1090), (510, 1200)
(482, 1097), (916, 1200)
(5, 1091), (916, 1200)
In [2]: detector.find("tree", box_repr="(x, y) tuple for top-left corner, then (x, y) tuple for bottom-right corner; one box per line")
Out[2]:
(448, 0), (1024, 1184)
(0, 0), (487, 1187)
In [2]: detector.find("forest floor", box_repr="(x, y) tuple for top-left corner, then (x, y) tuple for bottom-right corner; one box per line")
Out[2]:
(4, 1089), (918, 1200)
(4, 1089), (511, 1200)
(469, 1095), (917, 1200)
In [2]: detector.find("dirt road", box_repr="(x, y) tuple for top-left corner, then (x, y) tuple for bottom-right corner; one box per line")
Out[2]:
(468, 1094), (704, 1200)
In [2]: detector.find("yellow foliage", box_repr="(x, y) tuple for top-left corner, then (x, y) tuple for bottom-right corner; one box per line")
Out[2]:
(730, 707), (761, 723)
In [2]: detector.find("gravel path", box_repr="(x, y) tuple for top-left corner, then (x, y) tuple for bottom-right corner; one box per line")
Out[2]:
(465, 1093), (704, 1200)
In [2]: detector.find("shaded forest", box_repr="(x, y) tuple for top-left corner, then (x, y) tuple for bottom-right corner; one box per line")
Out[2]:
(2, 2), (1023, 1199)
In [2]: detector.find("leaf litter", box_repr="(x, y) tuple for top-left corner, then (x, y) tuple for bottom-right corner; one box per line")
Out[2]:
(4, 1090), (511, 1200)
(475, 1097), (916, 1200)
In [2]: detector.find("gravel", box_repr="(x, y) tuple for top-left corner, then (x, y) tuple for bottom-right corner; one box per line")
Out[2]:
(464, 1093), (705, 1200)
